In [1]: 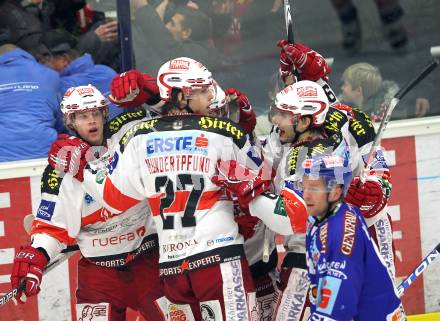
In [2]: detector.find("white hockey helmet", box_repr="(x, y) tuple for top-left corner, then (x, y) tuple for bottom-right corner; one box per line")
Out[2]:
(272, 80), (329, 126)
(157, 57), (214, 101)
(61, 84), (108, 127)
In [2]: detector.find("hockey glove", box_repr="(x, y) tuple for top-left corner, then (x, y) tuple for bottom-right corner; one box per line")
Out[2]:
(277, 40), (330, 82)
(109, 70), (161, 107)
(48, 134), (92, 182)
(212, 160), (271, 208)
(234, 207), (260, 240)
(225, 88), (257, 134)
(345, 176), (391, 218)
(11, 246), (49, 304)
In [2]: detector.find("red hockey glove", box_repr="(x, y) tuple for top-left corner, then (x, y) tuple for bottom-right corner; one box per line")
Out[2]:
(235, 209), (260, 240)
(225, 88), (256, 134)
(48, 134), (92, 182)
(212, 160), (270, 208)
(11, 246), (49, 304)
(109, 70), (160, 108)
(344, 176), (390, 218)
(277, 40), (330, 82)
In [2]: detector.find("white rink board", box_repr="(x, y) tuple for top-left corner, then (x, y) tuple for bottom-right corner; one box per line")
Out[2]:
(415, 134), (440, 313)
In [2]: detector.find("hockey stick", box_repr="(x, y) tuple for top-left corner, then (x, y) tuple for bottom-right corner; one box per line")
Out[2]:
(283, 0), (294, 43)
(397, 242), (440, 297)
(116, 0), (134, 71)
(262, 0), (296, 263)
(0, 245), (79, 307)
(361, 58), (439, 181)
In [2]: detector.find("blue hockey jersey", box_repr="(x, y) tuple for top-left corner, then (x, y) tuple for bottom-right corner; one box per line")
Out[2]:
(306, 202), (406, 321)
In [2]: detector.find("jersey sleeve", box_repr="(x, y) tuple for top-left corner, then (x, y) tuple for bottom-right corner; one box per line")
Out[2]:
(30, 165), (82, 260)
(248, 178), (308, 235)
(82, 137), (145, 214)
(310, 210), (365, 321)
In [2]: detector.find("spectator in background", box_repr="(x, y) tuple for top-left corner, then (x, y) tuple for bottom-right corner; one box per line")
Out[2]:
(132, 0), (222, 74)
(22, 0), (121, 72)
(0, 28), (64, 162)
(330, 0), (408, 54)
(40, 29), (122, 118)
(340, 62), (405, 121)
(0, 0), (49, 58)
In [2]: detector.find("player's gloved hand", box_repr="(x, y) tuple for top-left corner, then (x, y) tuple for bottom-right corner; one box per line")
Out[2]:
(212, 160), (270, 208)
(234, 208), (260, 240)
(344, 176), (391, 218)
(11, 246), (49, 304)
(277, 40), (330, 82)
(109, 70), (161, 107)
(48, 134), (92, 182)
(225, 88), (256, 134)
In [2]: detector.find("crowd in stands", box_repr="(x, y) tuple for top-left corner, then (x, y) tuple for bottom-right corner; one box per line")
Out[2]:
(0, 0), (436, 162)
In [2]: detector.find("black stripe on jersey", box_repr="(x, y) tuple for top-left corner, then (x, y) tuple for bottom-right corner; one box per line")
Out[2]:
(118, 115), (248, 153)
(104, 108), (149, 139)
(41, 165), (64, 195)
(349, 108), (376, 148)
(287, 138), (338, 176)
(324, 107), (349, 143)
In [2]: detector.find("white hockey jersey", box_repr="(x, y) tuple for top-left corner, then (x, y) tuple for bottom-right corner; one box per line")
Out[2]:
(31, 109), (158, 267)
(81, 115), (262, 276)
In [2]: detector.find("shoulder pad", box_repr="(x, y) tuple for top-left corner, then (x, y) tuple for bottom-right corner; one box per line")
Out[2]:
(324, 106), (349, 142)
(349, 108), (376, 147)
(287, 138), (336, 175)
(41, 165), (64, 195)
(105, 109), (149, 139)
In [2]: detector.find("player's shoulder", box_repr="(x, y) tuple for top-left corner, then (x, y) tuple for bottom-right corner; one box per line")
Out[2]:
(41, 164), (64, 195)
(105, 108), (150, 139)
(348, 107), (376, 147)
(41, 164), (81, 196)
(324, 104), (350, 139)
(287, 138), (337, 175)
(327, 203), (364, 256)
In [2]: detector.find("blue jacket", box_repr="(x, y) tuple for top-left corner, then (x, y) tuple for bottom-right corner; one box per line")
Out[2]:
(0, 48), (64, 162)
(60, 54), (122, 119)
(306, 202), (405, 321)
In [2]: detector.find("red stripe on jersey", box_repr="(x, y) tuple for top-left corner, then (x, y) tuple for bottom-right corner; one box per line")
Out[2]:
(103, 177), (141, 212)
(81, 207), (121, 227)
(281, 188), (308, 233)
(148, 190), (223, 216)
(30, 220), (76, 245)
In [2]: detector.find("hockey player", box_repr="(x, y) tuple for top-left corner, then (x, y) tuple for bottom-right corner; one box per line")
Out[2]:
(108, 68), (257, 134)
(214, 76), (392, 321)
(108, 63), (281, 319)
(47, 58), (262, 321)
(11, 85), (165, 321)
(300, 146), (405, 321)
(213, 139), (405, 320)
(277, 39), (395, 271)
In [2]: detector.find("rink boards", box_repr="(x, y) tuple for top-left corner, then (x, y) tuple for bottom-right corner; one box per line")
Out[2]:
(1, 116), (440, 320)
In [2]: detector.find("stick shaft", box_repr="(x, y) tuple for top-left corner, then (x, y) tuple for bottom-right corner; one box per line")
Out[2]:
(397, 242), (440, 296)
(0, 246), (78, 307)
(362, 59), (439, 179)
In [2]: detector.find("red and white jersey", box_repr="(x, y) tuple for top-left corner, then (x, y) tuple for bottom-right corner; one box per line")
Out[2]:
(81, 115), (262, 276)
(31, 109), (158, 267)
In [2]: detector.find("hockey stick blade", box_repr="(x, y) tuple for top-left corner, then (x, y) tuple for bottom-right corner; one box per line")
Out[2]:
(361, 59), (439, 180)
(397, 242), (440, 297)
(0, 246), (78, 307)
